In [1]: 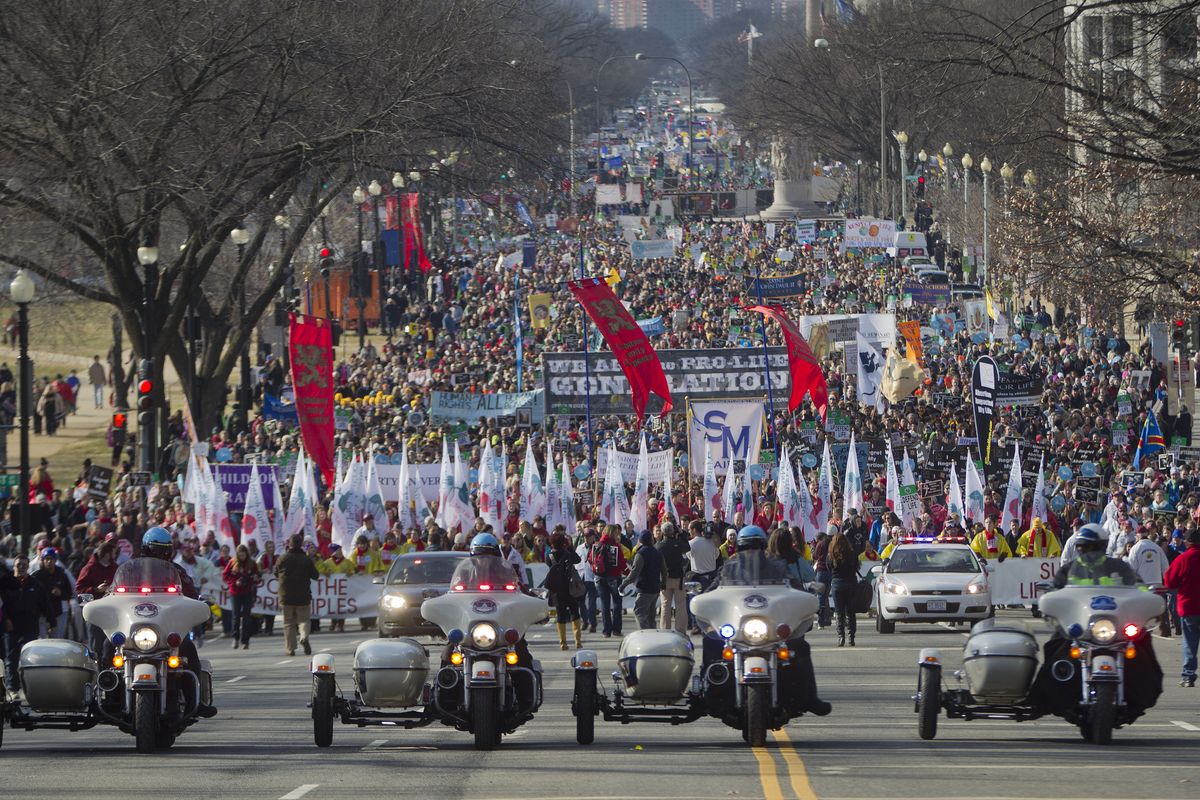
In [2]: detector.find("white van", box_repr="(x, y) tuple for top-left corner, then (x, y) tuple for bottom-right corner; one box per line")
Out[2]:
(887, 231), (929, 259)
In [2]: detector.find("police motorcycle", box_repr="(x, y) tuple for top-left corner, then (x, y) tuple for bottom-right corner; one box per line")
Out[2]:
(309, 534), (545, 751)
(913, 526), (1165, 745)
(572, 526), (825, 748)
(1, 556), (215, 753)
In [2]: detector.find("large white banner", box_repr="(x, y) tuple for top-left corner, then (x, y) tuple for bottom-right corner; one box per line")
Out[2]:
(629, 239), (676, 260)
(596, 447), (675, 484)
(843, 218), (896, 248)
(429, 390), (544, 423)
(985, 557), (1058, 606)
(688, 401), (765, 476)
(799, 313), (897, 349)
(596, 184), (623, 205)
(376, 464), (442, 503)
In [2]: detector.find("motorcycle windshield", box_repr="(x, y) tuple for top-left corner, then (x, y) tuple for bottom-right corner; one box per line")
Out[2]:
(111, 558), (181, 594)
(447, 556), (522, 591)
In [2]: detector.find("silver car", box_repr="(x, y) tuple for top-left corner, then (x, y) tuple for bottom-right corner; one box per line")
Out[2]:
(376, 552), (466, 638)
(875, 544), (991, 633)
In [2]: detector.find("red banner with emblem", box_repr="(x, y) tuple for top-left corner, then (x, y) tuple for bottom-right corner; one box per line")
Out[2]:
(745, 304), (829, 418)
(568, 277), (672, 425)
(288, 313), (335, 487)
(400, 193), (433, 273)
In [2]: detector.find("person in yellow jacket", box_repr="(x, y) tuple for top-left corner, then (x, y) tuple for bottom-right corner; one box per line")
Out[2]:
(1017, 517), (1062, 558)
(880, 526), (905, 560)
(318, 544), (356, 632)
(970, 517), (1013, 561)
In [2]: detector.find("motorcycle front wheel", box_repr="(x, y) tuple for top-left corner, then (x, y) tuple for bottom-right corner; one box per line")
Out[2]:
(1089, 682), (1116, 745)
(471, 686), (500, 751)
(745, 684), (769, 747)
(134, 692), (157, 754)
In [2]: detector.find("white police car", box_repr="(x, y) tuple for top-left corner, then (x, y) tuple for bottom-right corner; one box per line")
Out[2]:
(875, 539), (992, 633)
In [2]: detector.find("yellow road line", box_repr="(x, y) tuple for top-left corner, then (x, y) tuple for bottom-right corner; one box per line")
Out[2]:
(772, 728), (818, 800)
(752, 743), (785, 800)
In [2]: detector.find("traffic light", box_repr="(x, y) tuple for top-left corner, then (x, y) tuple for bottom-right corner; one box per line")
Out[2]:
(1172, 318), (1187, 350)
(319, 245), (334, 277)
(916, 175), (926, 198)
(136, 360), (155, 432)
(111, 411), (128, 447)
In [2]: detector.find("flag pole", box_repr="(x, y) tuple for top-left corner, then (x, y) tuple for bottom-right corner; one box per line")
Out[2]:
(685, 397), (693, 518)
(579, 238), (596, 478)
(753, 261), (780, 460)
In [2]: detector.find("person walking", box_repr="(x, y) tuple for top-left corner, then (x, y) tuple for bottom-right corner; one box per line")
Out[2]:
(1164, 528), (1200, 688)
(828, 532), (861, 647)
(88, 356), (107, 409)
(31, 548), (72, 639)
(812, 529), (833, 629)
(543, 530), (583, 650)
(620, 531), (665, 631)
(657, 522), (690, 634)
(223, 545), (262, 650)
(275, 534), (319, 657)
(589, 524), (627, 638)
(574, 527), (599, 633)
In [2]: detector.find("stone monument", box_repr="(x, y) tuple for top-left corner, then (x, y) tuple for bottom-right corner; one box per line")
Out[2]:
(761, 134), (823, 220)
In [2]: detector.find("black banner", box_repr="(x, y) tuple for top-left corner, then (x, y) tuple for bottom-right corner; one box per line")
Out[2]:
(971, 356), (999, 470)
(748, 273), (806, 299)
(997, 372), (1044, 407)
(541, 347), (788, 416)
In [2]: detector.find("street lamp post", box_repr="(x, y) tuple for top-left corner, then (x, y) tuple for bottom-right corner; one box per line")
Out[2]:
(635, 54), (693, 169)
(391, 171), (407, 297)
(368, 179), (383, 335)
(352, 185), (367, 350)
(980, 156), (992, 286)
(960, 153), (973, 273)
(273, 214), (291, 369)
(855, 159), (862, 214)
(9, 270), (34, 555)
(230, 227), (252, 418)
(893, 130), (909, 226)
(941, 143), (954, 255)
(136, 242), (159, 473)
(917, 148), (928, 228)
(1000, 162), (1015, 217)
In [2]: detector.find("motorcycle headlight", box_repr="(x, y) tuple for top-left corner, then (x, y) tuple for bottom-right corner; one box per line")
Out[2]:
(1090, 619), (1116, 643)
(132, 627), (159, 652)
(380, 594), (407, 610)
(882, 578), (909, 595)
(471, 623), (498, 649)
(742, 618), (770, 644)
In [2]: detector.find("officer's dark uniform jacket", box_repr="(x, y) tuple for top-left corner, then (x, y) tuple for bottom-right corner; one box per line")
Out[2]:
(713, 551), (799, 589)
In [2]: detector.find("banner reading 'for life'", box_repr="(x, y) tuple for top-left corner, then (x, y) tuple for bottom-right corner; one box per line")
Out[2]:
(288, 313), (335, 487)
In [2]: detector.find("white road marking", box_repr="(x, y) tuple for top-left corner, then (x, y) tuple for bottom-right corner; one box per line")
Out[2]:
(1172, 720), (1200, 731)
(320, 647), (331, 652)
(276, 659), (294, 665)
(226, 675), (246, 683)
(364, 738), (388, 749)
(279, 786), (318, 800)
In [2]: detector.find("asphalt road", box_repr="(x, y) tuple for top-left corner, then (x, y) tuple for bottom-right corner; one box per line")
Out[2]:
(3, 611), (1198, 800)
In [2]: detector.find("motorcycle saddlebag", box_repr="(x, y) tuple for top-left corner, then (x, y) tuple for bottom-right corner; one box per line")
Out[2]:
(617, 630), (694, 702)
(961, 619), (1039, 704)
(353, 638), (429, 708)
(19, 639), (98, 712)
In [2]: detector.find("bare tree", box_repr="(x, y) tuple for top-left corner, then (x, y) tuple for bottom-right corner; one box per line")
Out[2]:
(0, 0), (566, 436)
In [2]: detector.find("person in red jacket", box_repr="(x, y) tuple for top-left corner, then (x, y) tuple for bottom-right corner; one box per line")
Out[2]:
(1164, 528), (1200, 688)
(588, 523), (627, 639)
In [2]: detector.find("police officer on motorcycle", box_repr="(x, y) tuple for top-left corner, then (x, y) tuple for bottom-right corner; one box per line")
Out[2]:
(1053, 524), (1137, 588)
(137, 527), (216, 718)
(702, 526), (831, 717)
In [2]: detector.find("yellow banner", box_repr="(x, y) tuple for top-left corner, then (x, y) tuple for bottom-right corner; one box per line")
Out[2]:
(528, 292), (552, 329)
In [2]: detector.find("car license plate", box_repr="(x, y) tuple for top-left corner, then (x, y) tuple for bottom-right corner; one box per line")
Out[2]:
(927, 600), (947, 612)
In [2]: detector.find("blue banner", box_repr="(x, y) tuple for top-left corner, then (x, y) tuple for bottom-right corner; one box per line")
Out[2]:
(515, 201), (535, 231)
(522, 238), (537, 269)
(902, 282), (950, 305)
(637, 316), (665, 337)
(749, 273), (806, 298)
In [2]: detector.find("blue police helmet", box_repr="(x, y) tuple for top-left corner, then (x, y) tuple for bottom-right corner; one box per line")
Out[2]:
(142, 526), (174, 560)
(1076, 523), (1106, 544)
(470, 533), (501, 556)
(736, 525), (768, 550)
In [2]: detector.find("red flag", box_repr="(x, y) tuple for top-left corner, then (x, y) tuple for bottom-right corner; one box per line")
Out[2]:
(400, 193), (433, 273)
(384, 194), (400, 231)
(568, 278), (672, 425)
(745, 304), (829, 418)
(288, 313), (335, 487)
